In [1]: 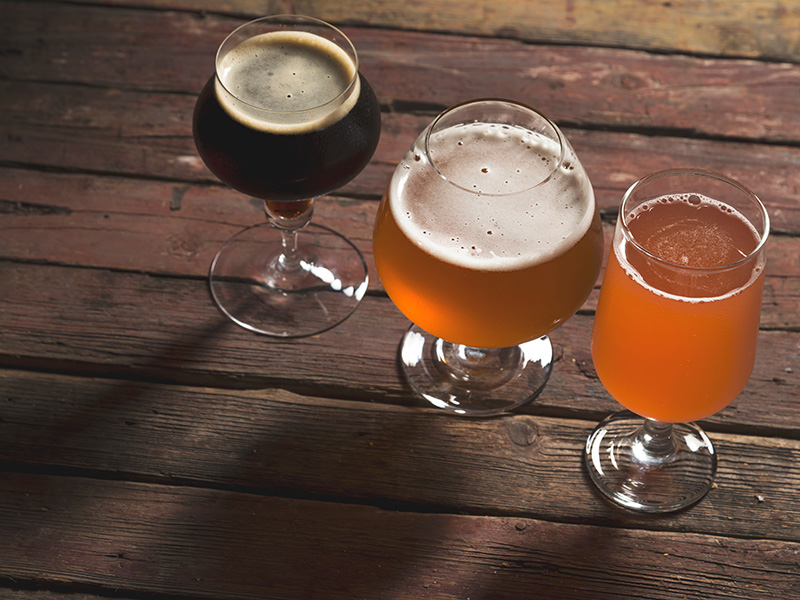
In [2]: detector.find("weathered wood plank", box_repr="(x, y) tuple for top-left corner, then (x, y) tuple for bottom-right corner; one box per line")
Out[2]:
(0, 167), (380, 286)
(1, 370), (799, 541)
(44, 0), (800, 62)
(0, 473), (798, 599)
(1, 166), (798, 330)
(3, 4), (800, 141)
(0, 4), (797, 599)
(0, 592), (124, 600)
(2, 80), (800, 231)
(0, 262), (797, 435)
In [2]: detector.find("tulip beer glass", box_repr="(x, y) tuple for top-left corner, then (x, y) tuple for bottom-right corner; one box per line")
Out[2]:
(373, 99), (603, 416)
(194, 15), (381, 337)
(585, 169), (769, 512)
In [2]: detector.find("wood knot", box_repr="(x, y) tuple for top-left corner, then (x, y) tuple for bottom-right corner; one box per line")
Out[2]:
(615, 73), (647, 90)
(506, 419), (539, 447)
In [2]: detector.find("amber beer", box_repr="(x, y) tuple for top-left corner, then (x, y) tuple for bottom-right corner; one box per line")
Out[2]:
(193, 29), (381, 203)
(373, 118), (603, 349)
(591, 192), (767, 423)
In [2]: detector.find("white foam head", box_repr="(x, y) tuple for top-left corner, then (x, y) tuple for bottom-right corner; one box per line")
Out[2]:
(389, 120), (596, 271)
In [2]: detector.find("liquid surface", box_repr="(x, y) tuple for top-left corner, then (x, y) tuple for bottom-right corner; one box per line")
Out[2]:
(216, 30), (359, 134)
(390, 122), (596, 272)
(628, 194), (758, 266)
(622, 194), (762, 300)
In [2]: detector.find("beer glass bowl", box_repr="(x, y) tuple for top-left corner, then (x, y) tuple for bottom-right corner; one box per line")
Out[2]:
(193, 15), (381, 337)
(585, 169), (769, 512)
(373, 99), (603, 416)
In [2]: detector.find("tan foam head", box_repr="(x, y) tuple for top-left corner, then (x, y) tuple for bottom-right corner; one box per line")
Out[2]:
(215, 31), (359, 134)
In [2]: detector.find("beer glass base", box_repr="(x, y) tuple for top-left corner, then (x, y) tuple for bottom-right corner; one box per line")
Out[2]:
(584, 411), (717, 513)
(209, 222), (368, 337)
(399, 324), (553, 417)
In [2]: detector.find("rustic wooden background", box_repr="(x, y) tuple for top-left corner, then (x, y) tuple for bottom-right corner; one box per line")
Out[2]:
(1, 1), (799, 598)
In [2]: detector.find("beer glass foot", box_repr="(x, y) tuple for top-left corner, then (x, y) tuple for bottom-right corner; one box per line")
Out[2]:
(584, 411), (717, 513)
(209, 222), (368, 337)
(399, 324), (552, 416)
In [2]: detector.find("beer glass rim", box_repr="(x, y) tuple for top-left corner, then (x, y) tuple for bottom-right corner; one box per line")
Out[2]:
(424, 98), (566, 196)
(619, 168), (770, 272)
(214, 14), (359, 116)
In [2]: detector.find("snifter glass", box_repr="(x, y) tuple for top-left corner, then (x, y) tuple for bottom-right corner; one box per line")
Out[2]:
(373, 99), (603, 416)
(193, 15), (381, 337)
(585, 169), (769, 512)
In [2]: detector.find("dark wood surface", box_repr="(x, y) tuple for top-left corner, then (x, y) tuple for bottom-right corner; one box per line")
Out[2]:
(1, 1), (799, 598)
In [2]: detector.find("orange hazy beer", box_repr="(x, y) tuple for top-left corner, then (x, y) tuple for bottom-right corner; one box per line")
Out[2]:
(373, 119), (603, 349)
(591, 194), (766, 423)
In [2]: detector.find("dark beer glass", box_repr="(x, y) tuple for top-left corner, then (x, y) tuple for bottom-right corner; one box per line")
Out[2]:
(194, 15), (381, 336)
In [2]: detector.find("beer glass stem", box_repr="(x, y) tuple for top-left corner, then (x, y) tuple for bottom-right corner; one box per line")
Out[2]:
(435, 342), (518, 389)
(264, 199), (315, 273)
(636, 419), (677, 465)
(277, 228), (301, 272)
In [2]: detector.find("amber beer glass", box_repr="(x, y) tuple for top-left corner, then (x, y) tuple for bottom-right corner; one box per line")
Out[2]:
(193, 15), (381, 337)
(585, 169), (769, 512)
(373, 100), (603, 416)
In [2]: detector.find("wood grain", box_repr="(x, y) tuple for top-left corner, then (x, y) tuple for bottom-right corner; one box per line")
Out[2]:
(1, 473), (798, 600)
(1, 370), (799, 541)
(46, 0), (800, 61)
(0, 261), (797, 435)
(2, 1), (799, 599)
(3, 80), (800, 222)
(4, 3), (800, 141)
(2, 77), (800, 228)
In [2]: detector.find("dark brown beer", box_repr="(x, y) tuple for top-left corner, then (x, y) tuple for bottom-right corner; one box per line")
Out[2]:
(193, 30), (381, 201)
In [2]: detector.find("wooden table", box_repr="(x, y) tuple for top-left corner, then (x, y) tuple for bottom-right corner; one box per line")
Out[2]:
(2, 1), (799, 598)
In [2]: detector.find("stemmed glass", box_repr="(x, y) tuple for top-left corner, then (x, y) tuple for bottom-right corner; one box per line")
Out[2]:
(193, 15), (381, 337)
(585, 169), (769, 512)
(373, 99), (604, 416)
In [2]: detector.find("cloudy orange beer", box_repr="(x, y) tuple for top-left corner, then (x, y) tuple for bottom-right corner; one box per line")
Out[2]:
(591, 186), (768, 423)
(373, 109), (603, 349)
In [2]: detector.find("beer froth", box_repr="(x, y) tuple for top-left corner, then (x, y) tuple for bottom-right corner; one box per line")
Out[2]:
(215, 30), (359, 134)
(391, 122), (595, 271)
